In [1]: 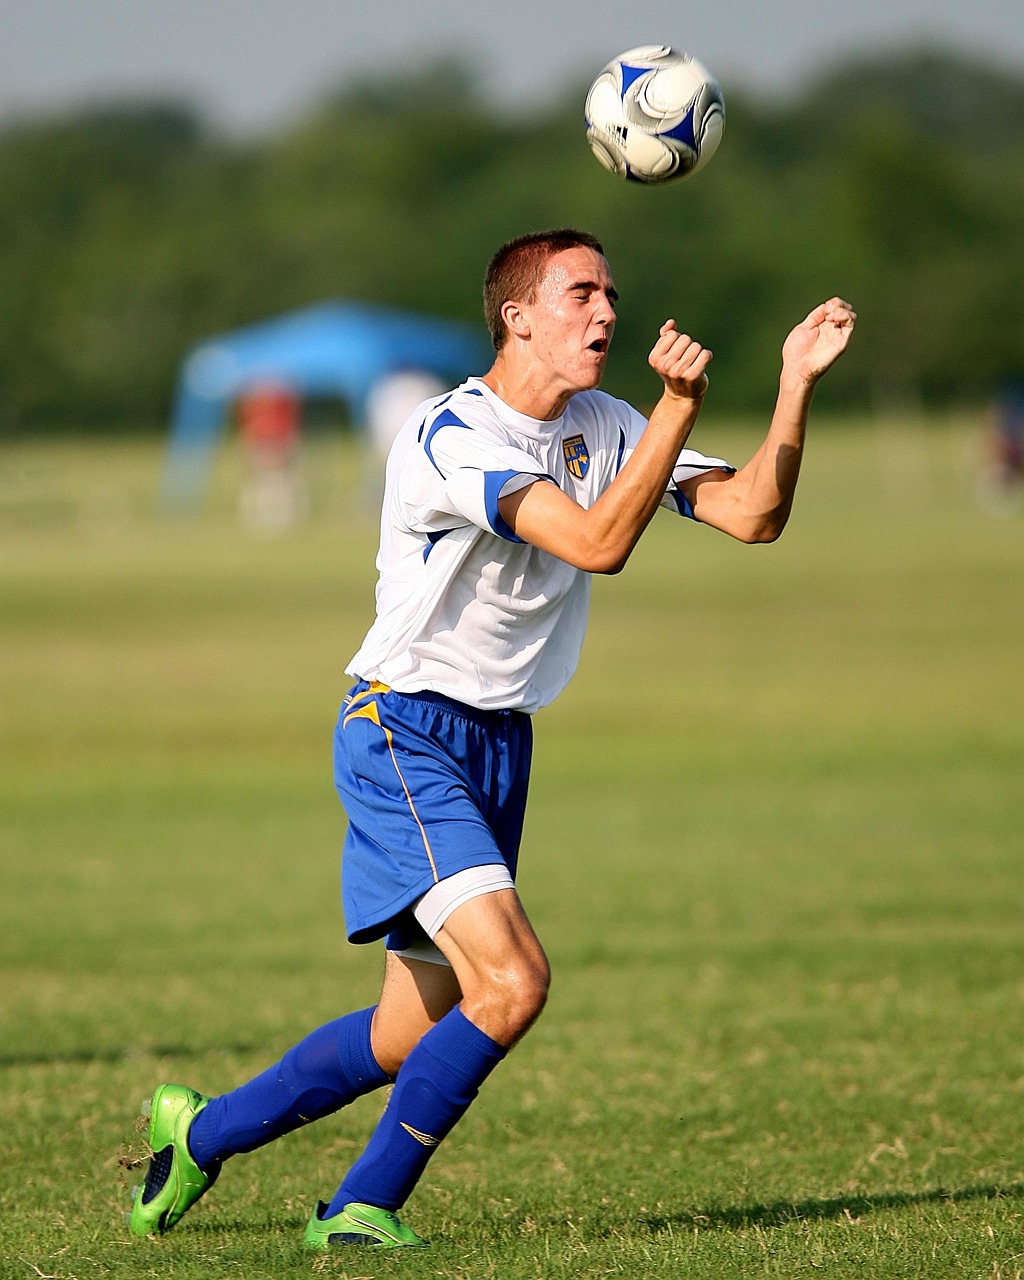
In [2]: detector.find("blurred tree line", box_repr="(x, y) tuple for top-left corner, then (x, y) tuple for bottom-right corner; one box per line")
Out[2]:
(1, 46), (1023, 432)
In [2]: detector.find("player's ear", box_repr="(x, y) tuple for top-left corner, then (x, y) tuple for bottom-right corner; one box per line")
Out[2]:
(501, 299), (530, 341)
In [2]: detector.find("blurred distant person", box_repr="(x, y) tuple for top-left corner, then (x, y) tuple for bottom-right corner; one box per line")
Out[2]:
(359, 368), (448, 512)
(976, 378), (1024, 514)
(128, 229), (855, 1250)
(366, 368), (448, 462)
(238, 381), (307, 533)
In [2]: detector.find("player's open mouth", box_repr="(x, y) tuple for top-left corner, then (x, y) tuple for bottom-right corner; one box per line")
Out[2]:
(587, 339), (608, 354)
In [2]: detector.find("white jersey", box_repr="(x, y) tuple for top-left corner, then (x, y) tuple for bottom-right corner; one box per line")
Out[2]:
(347, 377), (732, 713)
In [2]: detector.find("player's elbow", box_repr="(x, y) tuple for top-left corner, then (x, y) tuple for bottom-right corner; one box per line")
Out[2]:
(741, 517), (786, 544)
(576, 539), (633, 574)
(591, 548), (632, 574)
(731, 500), (793, 544)
(560, 526), (634, 573)
(569, 551), (629, 574)
(706, 470), (797, 544)
(541, 535), (630, 574)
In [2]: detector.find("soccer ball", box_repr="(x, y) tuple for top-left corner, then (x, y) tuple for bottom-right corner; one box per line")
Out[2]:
(585, 45), (725, 184)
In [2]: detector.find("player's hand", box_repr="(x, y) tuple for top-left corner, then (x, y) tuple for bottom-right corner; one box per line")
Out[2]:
(648, 320), (712, 401)
(781, 298), (857, 386)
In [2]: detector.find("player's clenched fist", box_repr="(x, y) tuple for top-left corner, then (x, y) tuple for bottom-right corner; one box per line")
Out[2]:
(648, 319), (713, 401)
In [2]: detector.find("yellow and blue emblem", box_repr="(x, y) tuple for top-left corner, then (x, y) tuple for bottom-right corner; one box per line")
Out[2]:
(562, 433), (591, 480)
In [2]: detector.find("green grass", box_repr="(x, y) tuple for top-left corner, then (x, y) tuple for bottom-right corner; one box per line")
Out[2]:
(1, 418), (1023, 1279)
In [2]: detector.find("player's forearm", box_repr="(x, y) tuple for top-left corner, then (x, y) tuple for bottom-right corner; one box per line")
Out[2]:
(739, 373), (815, 540)
(580, 390), (704, 570)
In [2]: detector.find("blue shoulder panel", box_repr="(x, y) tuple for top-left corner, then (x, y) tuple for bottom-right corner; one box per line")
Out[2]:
(422, 407), (470, 476)
(417, 391), (454, 441)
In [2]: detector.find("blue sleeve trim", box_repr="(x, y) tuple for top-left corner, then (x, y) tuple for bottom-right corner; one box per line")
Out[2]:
(671, 465), (735, 519)
(484, 469), (528, 542)
(671, 488), (697, 520)
(422, 407), (470, 475)
(484, 471), (558, 540)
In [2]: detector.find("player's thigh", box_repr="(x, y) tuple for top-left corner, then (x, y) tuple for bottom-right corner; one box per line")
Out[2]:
(433, 888), (550, 1043)
(370, 951), (462, 1076)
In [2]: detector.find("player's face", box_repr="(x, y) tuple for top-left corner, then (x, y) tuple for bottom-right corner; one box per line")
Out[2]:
(526, 246), (618, 396)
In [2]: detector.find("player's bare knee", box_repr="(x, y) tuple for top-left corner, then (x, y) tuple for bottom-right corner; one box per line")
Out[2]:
(465, 953), (549, 1044)
(510, 953), (550, 1029)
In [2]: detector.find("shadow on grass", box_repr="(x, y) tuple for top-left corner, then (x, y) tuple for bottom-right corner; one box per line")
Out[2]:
(0, 1042), (260, 1068)
(643, 1182), (1024, 1234)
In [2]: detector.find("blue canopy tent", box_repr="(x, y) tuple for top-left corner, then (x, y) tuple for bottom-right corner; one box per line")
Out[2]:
(159, 300), (492, 511)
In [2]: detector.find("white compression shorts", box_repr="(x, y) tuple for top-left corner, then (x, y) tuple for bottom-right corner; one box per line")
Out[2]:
(389, 863), (515, 967)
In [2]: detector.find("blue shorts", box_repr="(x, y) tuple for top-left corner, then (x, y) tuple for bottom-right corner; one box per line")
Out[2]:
(333, 681), (533, 949)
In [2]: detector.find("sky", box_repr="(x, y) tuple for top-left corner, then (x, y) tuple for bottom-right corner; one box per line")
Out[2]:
(2, 0), (1023, 136)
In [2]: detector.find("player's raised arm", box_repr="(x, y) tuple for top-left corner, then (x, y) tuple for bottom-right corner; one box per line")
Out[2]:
(499, 321), (712, 574)
(679, 298), (857, 543)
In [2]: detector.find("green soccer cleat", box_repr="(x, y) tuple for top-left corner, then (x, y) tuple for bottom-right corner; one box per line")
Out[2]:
(303, 1200), (429, 1250)
(128, 1084), (220, 1237)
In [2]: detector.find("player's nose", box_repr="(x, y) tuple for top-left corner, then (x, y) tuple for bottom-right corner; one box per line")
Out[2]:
(595, 291), (617, 322)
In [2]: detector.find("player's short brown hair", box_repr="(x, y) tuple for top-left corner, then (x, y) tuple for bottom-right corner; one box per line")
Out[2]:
(483, 229), (605, 351)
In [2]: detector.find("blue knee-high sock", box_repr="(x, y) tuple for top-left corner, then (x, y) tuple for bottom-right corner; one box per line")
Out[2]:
(188, 1006), (389, 1169)
(325, 1005), (506, 1216)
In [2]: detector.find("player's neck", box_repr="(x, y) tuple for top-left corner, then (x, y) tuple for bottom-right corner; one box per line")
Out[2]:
(481, 358), (574, 423)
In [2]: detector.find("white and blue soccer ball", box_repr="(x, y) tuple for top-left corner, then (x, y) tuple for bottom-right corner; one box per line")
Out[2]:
(585, 45), (725, 184)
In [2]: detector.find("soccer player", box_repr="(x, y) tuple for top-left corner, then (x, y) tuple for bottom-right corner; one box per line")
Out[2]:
(128, 229), (855, 1249)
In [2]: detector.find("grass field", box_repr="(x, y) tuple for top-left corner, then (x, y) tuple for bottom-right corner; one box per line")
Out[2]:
(2, 418), (1022, 1279)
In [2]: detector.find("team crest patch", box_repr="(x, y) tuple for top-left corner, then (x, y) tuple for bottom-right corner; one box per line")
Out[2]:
(562, 433), (590, 480)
